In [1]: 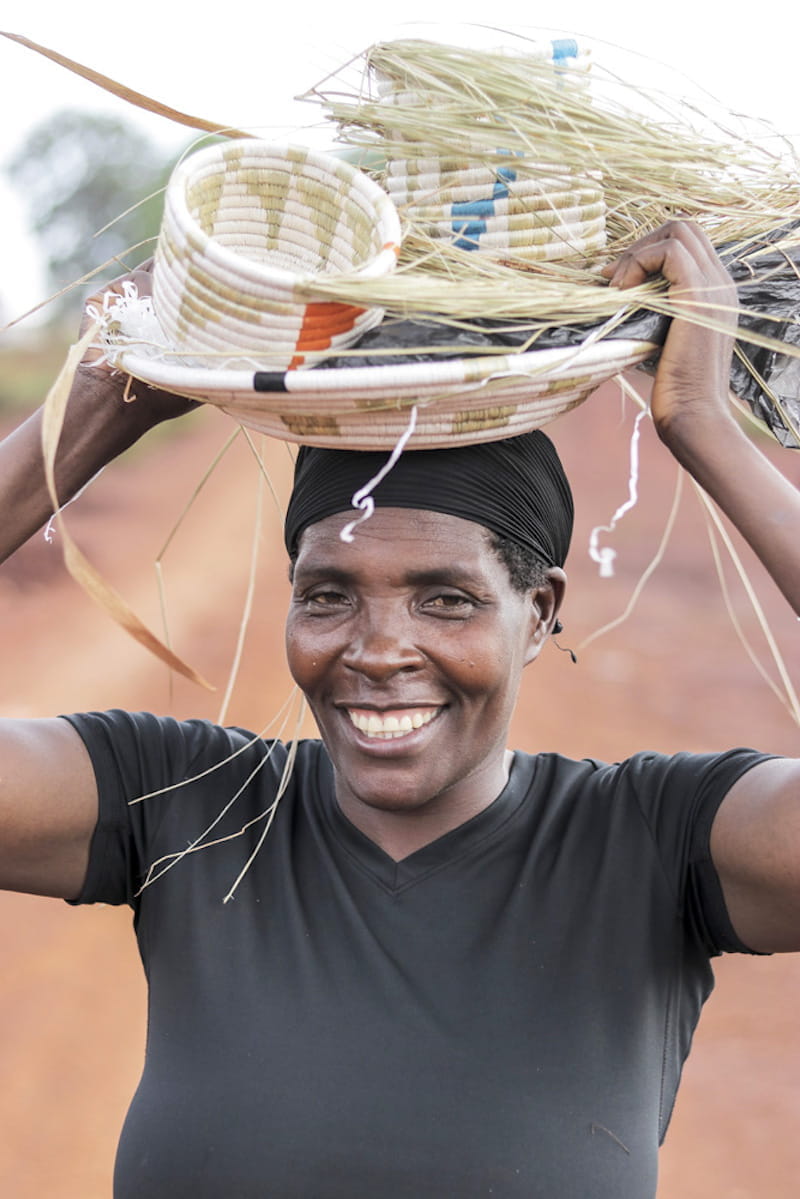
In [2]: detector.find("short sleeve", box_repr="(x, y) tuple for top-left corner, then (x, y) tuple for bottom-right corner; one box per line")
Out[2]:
(62, 710), (282, 907)
(618, 747), (774, 955)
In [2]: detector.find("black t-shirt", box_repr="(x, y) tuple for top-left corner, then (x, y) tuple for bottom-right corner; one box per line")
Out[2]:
(66, 709), (767, 1199)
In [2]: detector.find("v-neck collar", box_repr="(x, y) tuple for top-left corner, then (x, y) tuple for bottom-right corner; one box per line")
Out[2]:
(314, 748), (536, 893)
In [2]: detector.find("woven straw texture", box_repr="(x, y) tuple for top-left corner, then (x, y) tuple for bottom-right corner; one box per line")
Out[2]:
(152, 140), (401, 370)
(117, 336), (655, 450)
(374, 41), (606, 263)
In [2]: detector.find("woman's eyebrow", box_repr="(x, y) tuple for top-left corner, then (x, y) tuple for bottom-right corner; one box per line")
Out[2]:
(403, 566), (485, 587)
(292, 564), (355, 586)
(294, 562), (486, 588)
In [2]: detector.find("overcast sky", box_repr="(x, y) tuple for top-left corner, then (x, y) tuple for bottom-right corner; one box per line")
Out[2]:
(2, 1), (798, 322)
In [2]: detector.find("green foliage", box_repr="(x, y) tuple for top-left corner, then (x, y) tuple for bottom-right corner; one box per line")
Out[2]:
(0, 332), (71, 414)
(6, 109), (177, 306)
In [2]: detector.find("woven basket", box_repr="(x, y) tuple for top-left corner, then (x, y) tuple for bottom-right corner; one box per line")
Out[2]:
(152, 140), (402, 370)
(372, 40), (606, 263)
(115, 334), (656, 450)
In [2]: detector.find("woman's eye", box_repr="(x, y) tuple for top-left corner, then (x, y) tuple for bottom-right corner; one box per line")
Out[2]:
(425, 592), (475, 613)
(307, 589), (348, 608)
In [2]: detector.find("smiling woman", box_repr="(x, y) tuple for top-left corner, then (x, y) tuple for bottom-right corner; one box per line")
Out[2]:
(2, 222), (800, 1197)
(282, 432), (571, 855)
(287, 506), (563, 856)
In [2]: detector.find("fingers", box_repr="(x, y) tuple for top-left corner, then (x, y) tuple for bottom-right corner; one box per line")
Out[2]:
(84, 258), (154, 310)
(78, 260), (157, 364)
(73, 263), (199, 419)
(603, 220), (720, 281)
(602, 220), (737, 320)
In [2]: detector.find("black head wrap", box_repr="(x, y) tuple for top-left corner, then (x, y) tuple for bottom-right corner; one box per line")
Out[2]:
(284, 431), (573, 568)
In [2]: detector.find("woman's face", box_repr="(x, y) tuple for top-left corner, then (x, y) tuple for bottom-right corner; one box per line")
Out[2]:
(285, 507), (564, 828)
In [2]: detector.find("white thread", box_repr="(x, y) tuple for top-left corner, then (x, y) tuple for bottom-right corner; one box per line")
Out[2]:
(87, 283), (168, 367)
(43, 469), (105, 544)
(588, 408), (648, 578)
(339, 405), (419, 542)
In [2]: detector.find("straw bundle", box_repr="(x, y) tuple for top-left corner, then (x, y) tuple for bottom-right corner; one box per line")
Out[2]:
(301, 38), (800, 330)
(370, 39), (607, 264)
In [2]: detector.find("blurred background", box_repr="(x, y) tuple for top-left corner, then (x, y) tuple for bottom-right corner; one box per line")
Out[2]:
(1, 4), (799, 1196)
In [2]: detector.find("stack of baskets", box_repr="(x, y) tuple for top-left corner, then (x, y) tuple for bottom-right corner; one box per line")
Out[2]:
(376, 39), (607, 262)
(108, 40), (659, 448)
(152, 140), (401, 370)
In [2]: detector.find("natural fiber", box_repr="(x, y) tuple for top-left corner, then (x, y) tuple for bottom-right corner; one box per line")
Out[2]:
(115, 332), (654, 449)
(98, 36), (800, 448)
(368, 38), (606, 263)
(300, 37), (800, 330)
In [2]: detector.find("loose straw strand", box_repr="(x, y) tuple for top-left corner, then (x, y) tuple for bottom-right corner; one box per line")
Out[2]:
(690, 478), (800, 727)
(223, 694), (308, 903)
(217, 449), (266, 726)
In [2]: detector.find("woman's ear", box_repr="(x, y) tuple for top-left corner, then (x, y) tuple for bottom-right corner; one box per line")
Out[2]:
(524, 567), (567, 664)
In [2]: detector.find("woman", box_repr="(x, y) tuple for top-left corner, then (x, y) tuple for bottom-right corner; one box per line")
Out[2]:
(1, 222), (799, 1197)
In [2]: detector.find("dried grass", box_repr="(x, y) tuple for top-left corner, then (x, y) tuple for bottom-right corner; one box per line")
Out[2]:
(295, 38), (800, 345)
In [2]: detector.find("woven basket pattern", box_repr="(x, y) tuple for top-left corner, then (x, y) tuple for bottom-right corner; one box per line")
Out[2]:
(153, 141), (401, 369)
(374, 41), (606, 263)
(107, 41), (655, 448)
(117, 336), (656, 450)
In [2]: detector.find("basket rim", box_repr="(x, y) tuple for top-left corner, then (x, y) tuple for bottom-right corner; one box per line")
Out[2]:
(161, 140), (402, 291)
(115, 333), (655, 395)
(112, 333), (656, 448)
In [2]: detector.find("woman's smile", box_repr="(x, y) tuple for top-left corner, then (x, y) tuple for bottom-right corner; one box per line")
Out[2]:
(345, 706), (442, 739)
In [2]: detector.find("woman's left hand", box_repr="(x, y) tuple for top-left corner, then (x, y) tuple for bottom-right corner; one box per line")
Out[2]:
(603, 220), (738, 453)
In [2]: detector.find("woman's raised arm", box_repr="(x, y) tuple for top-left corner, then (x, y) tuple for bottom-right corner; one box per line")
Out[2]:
(607, 220), (800, 953)
(0, 718), (98, 900)
(0, 264), (197, 564)
(0, 267), (198, 898)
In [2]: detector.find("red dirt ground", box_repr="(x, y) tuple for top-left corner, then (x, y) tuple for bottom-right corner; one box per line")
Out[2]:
(1, 381), (799, 1197)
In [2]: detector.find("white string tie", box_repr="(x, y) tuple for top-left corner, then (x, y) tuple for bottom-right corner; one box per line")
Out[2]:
(588, 408), (648, 578)
(339, 406), (419, 543)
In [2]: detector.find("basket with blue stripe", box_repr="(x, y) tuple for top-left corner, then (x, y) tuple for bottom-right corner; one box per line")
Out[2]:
(377, 39), (606, 263)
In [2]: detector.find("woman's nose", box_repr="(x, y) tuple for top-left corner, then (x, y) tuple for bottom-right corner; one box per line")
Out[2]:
(341, 607), (424, 680)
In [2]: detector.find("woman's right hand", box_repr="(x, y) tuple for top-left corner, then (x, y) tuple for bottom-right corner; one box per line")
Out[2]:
(0, 262), (200, 562)
(77, 259), (199, 426)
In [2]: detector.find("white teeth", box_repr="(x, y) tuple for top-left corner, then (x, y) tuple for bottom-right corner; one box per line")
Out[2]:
(348, 709), (437, 738)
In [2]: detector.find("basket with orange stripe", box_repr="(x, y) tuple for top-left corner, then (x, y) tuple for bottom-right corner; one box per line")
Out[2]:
(152, 140), (402, 371)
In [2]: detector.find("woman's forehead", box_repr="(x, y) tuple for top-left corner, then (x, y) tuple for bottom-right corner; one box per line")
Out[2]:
(297, 507), (492, 558)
